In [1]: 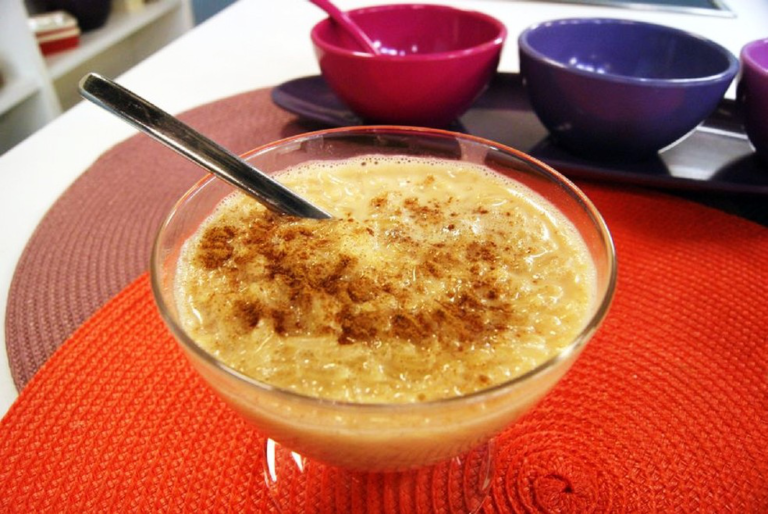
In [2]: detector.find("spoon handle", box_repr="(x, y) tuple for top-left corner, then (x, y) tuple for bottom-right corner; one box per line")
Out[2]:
(79, 73), (332, 220)
(309, 0), (379, 54)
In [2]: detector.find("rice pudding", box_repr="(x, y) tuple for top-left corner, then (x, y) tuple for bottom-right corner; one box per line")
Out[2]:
(174, 155), (596, 404)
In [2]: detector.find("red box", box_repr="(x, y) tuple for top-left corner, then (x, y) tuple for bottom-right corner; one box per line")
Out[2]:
(29, 11), (81, 56)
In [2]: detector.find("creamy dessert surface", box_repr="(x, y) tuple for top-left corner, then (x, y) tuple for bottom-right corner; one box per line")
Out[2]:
(175, 156), (596, 403)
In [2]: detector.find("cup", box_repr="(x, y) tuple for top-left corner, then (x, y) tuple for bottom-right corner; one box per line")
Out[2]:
(518, 18), (738, 160)
(739, 38), (768, 163)
(311, 4), (506, 127)
(151, 127), (617, 512)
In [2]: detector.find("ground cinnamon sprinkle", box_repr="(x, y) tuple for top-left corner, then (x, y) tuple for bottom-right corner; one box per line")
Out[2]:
(193, 192), (514, 348)
(175, 155), (595, 402)
(197, 225), (235, 269)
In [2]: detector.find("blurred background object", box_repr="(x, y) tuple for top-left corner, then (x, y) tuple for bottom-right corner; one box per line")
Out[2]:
(0, 0), (196, 154)
(191, 0), (237, 25)
(41, 0), (113, 32)
(28, 11), (81, 56)
(527, 0), (731, 16)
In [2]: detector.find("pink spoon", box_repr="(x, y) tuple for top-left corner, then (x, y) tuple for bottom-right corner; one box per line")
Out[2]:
(309, 0), (380, 54)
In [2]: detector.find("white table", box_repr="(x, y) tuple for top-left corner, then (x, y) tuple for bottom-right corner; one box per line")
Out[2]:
(1, 0), (766, 417)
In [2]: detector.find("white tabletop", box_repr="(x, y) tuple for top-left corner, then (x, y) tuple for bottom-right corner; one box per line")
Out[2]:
(1, 0), (766, 417)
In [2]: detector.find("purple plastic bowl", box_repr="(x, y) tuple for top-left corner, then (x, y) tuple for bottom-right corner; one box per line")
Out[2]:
(311, 4), (506, 127)
(518, 18), (739, 159)
(739, 39), (768, 163)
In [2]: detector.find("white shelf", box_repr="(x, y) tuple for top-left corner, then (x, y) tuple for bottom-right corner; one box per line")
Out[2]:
(0, 0), (192, 154)
(46, 0), (187, 80)
(0, 76), (39, 115)
(0, 0), (60, 153)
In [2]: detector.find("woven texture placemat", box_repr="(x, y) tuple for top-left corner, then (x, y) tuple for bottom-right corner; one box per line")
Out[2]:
(4, 88), (317, 390)
(1, 181), (767, 512)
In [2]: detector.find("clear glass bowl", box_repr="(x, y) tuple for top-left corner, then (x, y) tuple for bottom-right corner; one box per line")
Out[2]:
(151, 126), (617, 472)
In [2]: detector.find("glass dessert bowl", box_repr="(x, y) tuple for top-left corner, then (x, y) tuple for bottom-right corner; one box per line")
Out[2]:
(150, 126), (616, 510)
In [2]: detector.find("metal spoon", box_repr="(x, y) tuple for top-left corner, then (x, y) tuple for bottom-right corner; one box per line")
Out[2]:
(309, 0), (379, 55)
(79, 73), (332, 220)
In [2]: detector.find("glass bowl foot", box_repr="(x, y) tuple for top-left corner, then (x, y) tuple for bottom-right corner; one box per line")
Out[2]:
(263, 438), (494, 513)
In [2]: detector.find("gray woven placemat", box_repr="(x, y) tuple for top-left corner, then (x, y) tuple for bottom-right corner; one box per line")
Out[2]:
(5, 87), (308, 389)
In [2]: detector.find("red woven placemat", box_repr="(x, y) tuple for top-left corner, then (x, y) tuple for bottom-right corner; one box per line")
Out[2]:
(4, 87), (311, 390)
(1, 183), (766, 512)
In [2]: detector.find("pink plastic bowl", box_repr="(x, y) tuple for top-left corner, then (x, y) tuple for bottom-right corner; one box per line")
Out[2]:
(311, 4), (506, 127)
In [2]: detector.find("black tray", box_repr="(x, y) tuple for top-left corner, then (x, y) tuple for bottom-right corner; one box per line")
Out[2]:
(272, 73), (768, 197)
